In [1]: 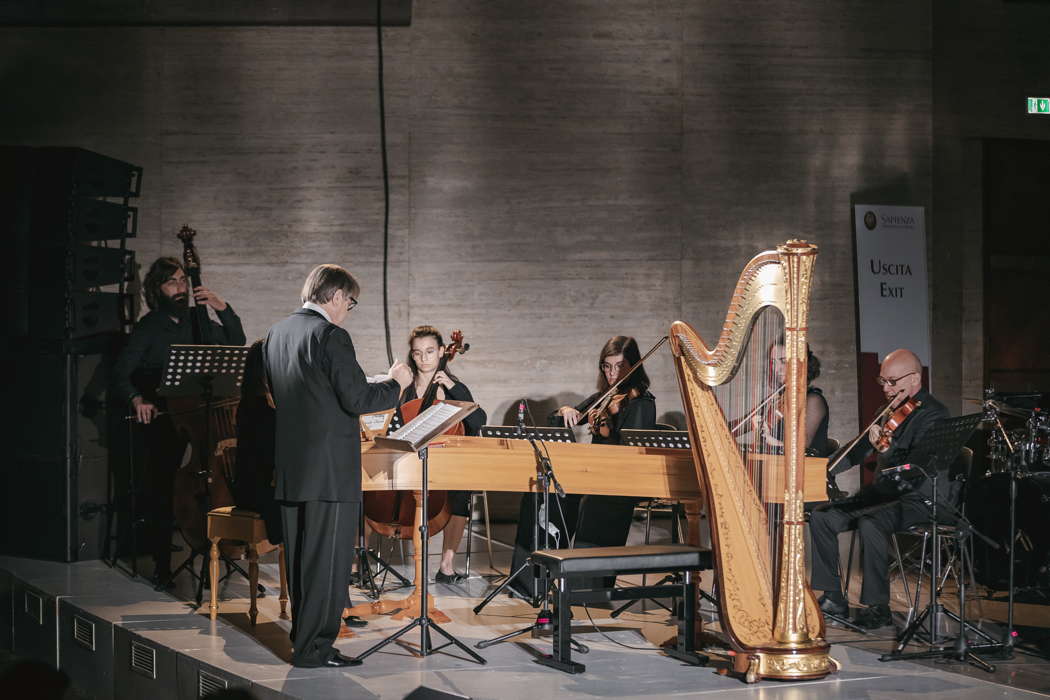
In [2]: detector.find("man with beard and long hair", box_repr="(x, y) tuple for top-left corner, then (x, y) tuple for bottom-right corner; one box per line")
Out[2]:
(112, 256), (246, 587)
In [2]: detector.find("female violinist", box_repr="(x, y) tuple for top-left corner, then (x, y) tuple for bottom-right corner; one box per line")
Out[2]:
(553, 335), (657, 444)
(565, 337), (659, 563)
(508, 335), (657, 597)
(394, 325), (487, 583)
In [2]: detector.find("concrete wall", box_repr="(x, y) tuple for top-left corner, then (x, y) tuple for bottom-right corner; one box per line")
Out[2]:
(1, 1), (939, 462)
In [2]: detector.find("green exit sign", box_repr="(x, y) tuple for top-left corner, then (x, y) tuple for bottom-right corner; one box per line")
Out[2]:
(1029, 97), (1050, 114)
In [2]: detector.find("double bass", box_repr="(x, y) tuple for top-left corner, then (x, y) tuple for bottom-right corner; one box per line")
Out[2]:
(363, 330), (470, 539)
(169, 226), (238, 552)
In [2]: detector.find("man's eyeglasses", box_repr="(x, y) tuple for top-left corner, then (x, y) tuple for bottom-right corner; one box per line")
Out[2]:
(346, 296), (358, 311)
(876, 371), (917, 388)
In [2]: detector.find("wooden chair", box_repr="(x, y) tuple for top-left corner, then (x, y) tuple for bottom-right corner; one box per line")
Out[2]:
(206, 440), (288, 626)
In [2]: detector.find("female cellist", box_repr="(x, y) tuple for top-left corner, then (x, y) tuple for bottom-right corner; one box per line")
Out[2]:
(394, 325), (487, 583)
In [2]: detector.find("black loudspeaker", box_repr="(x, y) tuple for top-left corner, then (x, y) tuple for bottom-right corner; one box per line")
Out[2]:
(0, 145), (139, 341)
(0, 146), (139, 562)
(0, 346), (116, 562)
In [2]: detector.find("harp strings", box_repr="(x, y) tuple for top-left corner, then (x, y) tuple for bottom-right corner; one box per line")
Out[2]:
(712, 307), (785, 595)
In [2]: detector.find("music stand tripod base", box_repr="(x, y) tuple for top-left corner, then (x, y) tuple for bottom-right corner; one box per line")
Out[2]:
(355, 402), (486, 665)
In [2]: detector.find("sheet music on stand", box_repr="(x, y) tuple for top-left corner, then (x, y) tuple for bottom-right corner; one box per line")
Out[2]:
(479, 425), (575, 443)
(621, 429), (691, 450)
(374, 400), (478, 452)
(158, 344), (249, 398)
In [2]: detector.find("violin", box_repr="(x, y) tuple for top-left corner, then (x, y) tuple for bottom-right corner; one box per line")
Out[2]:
(825, 393), (923, 491)
(872, 396), (921, 452)
(363, 330), (469, 540)
(589, 386), (641, 439)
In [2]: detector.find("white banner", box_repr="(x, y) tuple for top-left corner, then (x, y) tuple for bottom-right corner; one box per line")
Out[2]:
(853, 204), (931, 368)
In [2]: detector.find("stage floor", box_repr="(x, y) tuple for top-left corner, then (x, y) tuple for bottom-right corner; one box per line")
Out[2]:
(4, 524), (1050, 699)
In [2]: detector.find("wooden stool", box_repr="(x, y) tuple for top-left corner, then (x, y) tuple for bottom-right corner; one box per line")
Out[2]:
(207, 506), (288, 626)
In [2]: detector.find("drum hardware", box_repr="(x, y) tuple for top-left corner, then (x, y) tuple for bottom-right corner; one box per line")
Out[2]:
(970, 390), (1050, 660)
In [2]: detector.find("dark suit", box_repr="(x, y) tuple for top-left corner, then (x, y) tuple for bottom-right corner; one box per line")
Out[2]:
(264, 308), (400, 666)
(810, 388), (949, 606)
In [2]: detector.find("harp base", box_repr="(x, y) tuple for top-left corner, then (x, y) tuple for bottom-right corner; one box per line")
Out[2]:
(734, 645), (834, 682)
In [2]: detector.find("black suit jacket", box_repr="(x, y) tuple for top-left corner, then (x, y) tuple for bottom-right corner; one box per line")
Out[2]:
(263, 308), (400, 502)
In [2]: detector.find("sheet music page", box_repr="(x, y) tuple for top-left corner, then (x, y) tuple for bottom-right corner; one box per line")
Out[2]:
(388, 402), (461, 444)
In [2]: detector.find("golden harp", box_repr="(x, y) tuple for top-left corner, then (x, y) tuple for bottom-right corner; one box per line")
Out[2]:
(670, 240), (833, 682)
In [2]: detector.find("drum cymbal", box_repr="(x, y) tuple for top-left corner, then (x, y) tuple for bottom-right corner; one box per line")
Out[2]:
(985, 399), (1031, 419)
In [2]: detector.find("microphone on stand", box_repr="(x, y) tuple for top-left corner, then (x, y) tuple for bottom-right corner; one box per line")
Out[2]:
(517, 399), (527, 438)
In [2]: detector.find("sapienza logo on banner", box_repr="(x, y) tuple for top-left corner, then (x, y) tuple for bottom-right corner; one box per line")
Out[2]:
(853, 204), (931, 368)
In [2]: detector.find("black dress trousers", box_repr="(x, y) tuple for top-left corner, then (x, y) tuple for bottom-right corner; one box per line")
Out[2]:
(280, 500), (359, 666)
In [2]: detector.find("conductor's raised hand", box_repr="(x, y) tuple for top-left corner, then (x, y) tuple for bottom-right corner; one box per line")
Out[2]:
(389, 360), (413, 390)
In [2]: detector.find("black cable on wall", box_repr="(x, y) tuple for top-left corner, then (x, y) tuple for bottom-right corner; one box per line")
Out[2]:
(377, 0), (394, 365)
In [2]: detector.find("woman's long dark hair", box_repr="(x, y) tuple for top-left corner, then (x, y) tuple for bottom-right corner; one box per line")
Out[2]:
(596, 335), (650, 394)
(405, 325), (459, 382)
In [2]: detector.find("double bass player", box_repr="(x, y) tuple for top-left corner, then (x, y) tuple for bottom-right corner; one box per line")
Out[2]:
(111, 255), (246, 588)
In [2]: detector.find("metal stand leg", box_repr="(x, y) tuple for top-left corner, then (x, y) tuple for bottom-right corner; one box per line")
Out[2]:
(354, 447), (485, 665)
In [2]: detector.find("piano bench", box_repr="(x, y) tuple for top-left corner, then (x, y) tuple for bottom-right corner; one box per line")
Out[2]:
(207, 506), (288, 627)
(530, 544), (710, 674)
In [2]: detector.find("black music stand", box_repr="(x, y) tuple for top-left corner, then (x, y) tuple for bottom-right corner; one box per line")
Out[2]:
(620, 429), (691, 450)
(473, 423), (573, 609)
(354, 400), (486, 664)
(880, 413), (1000, 672)
(479, 425), (576, 443)
(616, 429), (720, 618)
(473, 422), (589, 656)
(157, 344), (248, 604)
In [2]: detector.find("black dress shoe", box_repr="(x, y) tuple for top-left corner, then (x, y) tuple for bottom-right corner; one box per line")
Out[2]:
(343, 615), (368, 628)
(818, 594), (848, 618)
(434, 570), (466, 584)
(323, 652), (362, 668)
(853, 603), (892, 630)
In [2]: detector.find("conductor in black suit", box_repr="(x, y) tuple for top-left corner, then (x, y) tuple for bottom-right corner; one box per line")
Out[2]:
(264, 264), (412, 668)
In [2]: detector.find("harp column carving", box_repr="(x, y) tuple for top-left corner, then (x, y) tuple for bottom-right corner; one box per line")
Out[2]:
(772, 240), (817, 647)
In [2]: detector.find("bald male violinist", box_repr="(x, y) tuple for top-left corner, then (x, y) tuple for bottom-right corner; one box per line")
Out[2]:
(809, 348), (949, 629)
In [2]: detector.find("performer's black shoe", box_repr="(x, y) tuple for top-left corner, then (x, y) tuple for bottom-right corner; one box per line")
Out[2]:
(853, 603), (892, 629)
(818, 593), (848, 618)
(343, 615), (368, 628)
(294, 651), (362, 668)
(434, 570), (466, 584)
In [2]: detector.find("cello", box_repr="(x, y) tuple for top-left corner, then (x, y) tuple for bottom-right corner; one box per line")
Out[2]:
(169, 226), (238, 553)
(363, 330), (470, 539)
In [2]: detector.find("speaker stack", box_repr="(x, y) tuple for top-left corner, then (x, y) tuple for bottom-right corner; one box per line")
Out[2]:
(1, 146), (142, 562)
